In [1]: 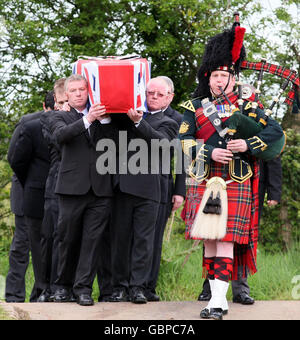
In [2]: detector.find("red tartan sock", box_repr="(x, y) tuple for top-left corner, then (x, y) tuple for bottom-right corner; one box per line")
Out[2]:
(214, 257), (233, 282)
(203, 257), (215, 280)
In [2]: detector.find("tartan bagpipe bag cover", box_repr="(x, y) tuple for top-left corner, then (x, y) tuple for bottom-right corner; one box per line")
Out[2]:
(72, 55), (151, 113)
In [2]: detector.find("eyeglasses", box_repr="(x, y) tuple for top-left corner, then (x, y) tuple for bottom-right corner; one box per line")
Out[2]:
(146, 91), (171, 98)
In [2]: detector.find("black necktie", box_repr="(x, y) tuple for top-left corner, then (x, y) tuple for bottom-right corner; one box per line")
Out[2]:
(90, 120), (101, 145)
(143, 111), (150, 119)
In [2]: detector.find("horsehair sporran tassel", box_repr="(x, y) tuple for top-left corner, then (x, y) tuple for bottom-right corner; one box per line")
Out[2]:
(214, 191), (222, 215)
(203, 191), (214, 214)
(203, 190), (222, 215)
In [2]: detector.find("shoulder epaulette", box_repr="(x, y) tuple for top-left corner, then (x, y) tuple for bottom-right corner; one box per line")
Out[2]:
(244, 101), (252, 111)
(179, 100), (196, 112)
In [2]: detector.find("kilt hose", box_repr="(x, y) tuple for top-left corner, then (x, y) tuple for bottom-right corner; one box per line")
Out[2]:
(181, 160), (259, 280)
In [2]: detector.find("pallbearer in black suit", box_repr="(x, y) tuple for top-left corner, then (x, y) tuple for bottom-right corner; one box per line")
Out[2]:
(109, 77), (178, 304)
(8, 92), (56, 302)
(6, 93), (54, 302)
(38, 79), (69, 303)
(50, 74), (114, 306)
(144, 76), (186, 301)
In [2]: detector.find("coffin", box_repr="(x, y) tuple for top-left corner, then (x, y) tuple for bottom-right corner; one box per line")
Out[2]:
(72, 55), (151, 113)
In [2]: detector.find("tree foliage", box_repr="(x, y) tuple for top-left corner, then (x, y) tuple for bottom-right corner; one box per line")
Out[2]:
(0, 0), (267, 113)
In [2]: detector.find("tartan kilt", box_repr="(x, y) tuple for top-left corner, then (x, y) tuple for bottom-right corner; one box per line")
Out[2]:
(181, 160), (259, 280)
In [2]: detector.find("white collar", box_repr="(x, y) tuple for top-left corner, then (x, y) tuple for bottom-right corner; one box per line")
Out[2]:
(149, 106), (168, 114)
(75, 106), (89, 116)
(149, 110), (161, 114)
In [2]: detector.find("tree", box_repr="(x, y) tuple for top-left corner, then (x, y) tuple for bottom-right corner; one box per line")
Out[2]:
(0, 0), (264, 115)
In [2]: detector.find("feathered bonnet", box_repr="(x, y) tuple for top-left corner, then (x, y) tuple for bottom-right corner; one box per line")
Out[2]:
(194, 14), (246, 98)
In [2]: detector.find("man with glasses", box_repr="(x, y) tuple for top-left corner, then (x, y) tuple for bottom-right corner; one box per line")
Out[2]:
(109, 77), (178, 304)
(145, 76), (186, 301)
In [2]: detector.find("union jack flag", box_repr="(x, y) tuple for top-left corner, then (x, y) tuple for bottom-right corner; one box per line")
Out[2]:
(72, 56), (151, 113)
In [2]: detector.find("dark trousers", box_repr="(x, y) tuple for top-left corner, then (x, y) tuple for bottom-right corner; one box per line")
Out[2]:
(97, 225), (113, 297)
(26, 215), (46, 300)
(56, 191), (112, 296)
(147, 201), (171, 292)
(231, 266), (250, 296)
(111, 190), (159, 290)
(5, 215), (30, 302)
(40, 197), (59, 293)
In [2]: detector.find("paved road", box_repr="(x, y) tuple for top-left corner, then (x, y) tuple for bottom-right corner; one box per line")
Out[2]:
(1, 300), (300, 320)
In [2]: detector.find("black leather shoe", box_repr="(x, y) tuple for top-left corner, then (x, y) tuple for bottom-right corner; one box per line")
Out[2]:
(145, 290), (160, 302)
(130, 287), (147, 304)
(233, 292), (255, 305)
(98, 294), (111, 302)
(37, 289), (52, 302)
(53, 288), (72, 302)
(200, 308), (210, 319)
(69, 292), (77, 302)
(77, 294), (94, 306)
(209, 308), (224, 320)
(197, 291), (211, 301)
(200, 307), (228, 319)
(109, 288), (129, 302)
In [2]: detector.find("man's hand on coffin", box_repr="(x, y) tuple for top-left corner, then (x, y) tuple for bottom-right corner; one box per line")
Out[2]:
(211, 148), (233, 164)
(227, 139), (248, 153)
(86, 103), (108, 123)
(127, 108), (143, 124)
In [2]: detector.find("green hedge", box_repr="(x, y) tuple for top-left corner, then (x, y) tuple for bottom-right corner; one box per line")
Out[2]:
(259, 129), (300, 252)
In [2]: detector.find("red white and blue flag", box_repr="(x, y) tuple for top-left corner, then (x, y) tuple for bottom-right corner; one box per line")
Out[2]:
(72, 56), (151, 113)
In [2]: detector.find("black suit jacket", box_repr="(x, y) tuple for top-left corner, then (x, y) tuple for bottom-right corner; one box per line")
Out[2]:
(162, 106), (186, 204)
(8, 112), (41, 216)
(9, 175), (24, 216)
(50, 108), (113, 197)
(40, 111), (61, 199)
(9, 111), (50, 219)
(259, 157), (282, 209)
(112, 111), (178, 202)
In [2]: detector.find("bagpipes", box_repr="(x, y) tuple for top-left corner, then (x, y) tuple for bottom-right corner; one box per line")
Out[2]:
(212, 12), (300, 161)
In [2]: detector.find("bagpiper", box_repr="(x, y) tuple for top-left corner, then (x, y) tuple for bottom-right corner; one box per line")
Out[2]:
(179, 13), (285, 320)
